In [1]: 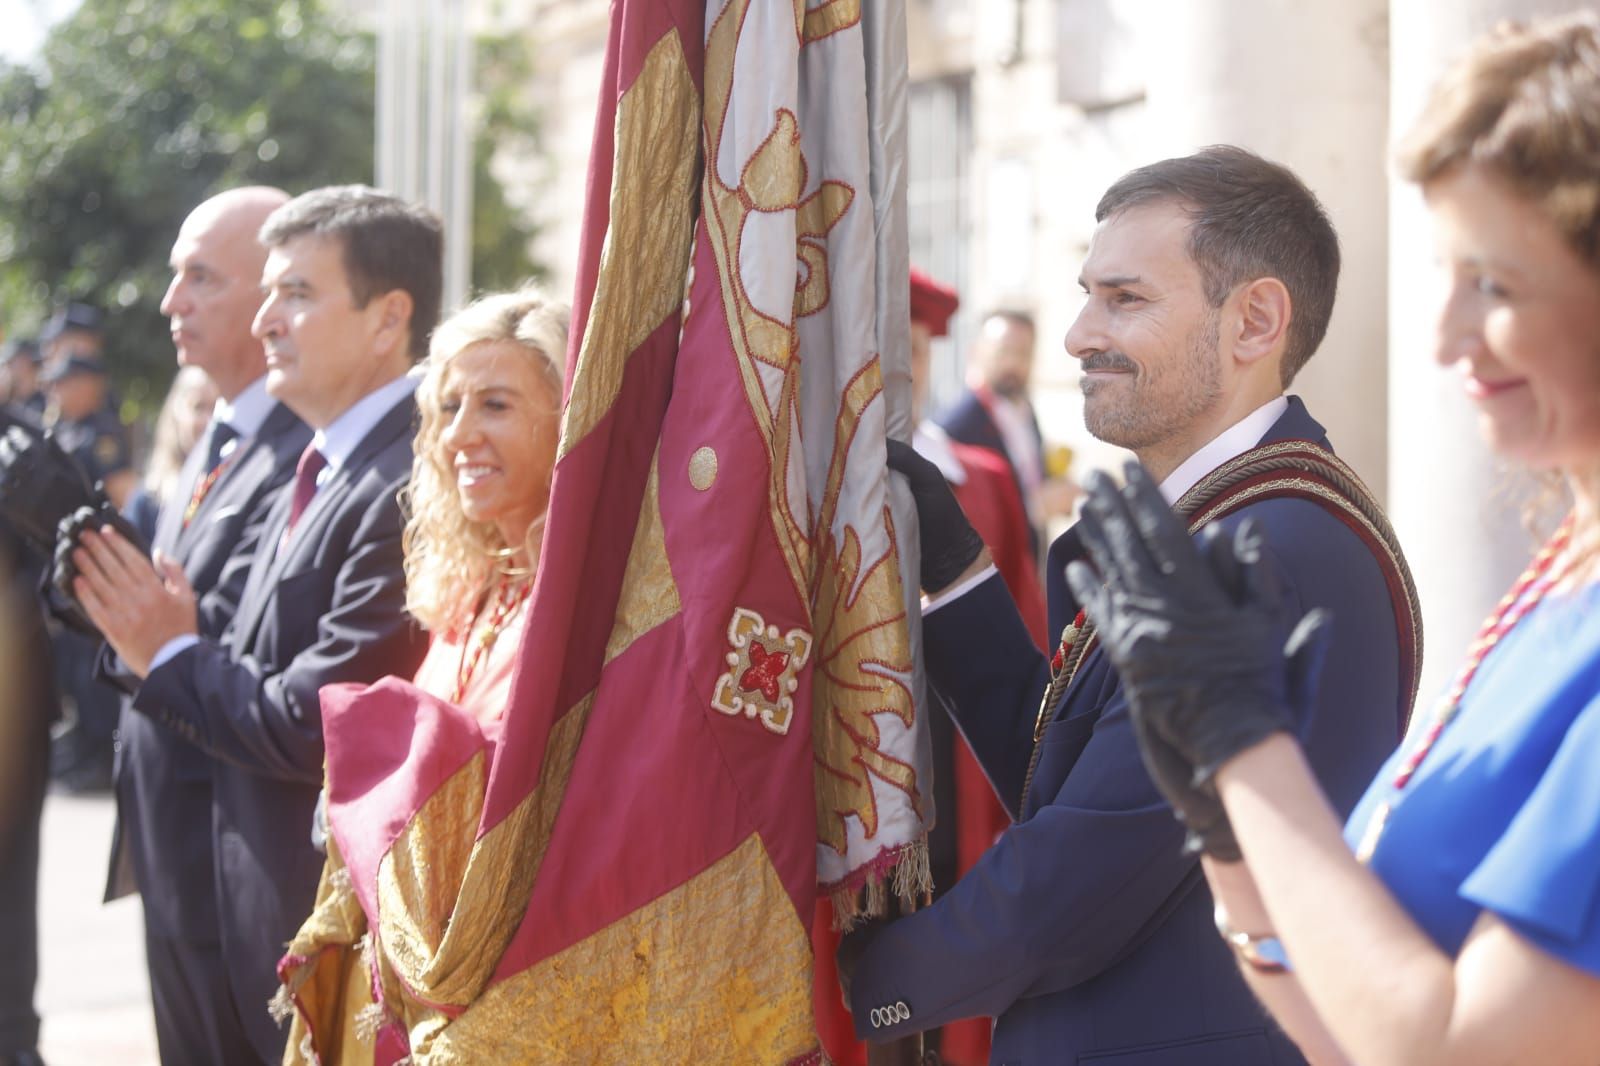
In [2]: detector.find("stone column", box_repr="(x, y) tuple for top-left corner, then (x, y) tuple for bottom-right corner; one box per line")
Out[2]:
(1388, 0), (1575, 708)
(1142, 0), (1392, 501)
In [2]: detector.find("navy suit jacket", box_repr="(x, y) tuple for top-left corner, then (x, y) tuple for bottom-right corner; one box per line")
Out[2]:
(132, 393), (428, 1062)
(848, 397), (1403, 1065)
(103, 403), (312, 942)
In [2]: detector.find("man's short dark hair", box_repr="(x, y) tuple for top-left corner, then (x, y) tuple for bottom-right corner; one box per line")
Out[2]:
(259, 185), (444, 360)
(982, 308), (1036, 336)
(1095, 146), (1340, 385)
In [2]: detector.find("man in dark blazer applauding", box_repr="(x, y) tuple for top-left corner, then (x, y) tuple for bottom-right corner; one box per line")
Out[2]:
(68, 186), (438, 1065)
(844, 148), (1420, 1065)
(94, 185), (313, 1066)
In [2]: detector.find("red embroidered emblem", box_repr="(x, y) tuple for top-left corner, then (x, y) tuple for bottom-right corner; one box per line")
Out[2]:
(712, 607), (813, 736)
(739, 642), (791, 702)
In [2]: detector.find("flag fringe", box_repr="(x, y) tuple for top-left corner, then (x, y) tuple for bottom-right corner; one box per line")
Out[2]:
(268, 982), (298, 1025)
(269, 944), (321, 1026)
(825, 837), (930, 932)
(353, 1001), (388, 1045)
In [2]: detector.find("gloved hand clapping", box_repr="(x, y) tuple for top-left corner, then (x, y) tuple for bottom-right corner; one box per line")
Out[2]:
(886, 438), (986, 594)
(1065, 463), (1330, 861)
(50, 504), (153, 637)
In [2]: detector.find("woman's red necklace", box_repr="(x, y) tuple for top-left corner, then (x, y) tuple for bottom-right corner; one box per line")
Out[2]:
(1356, 514), (1575, 863)
(453, 575), (532, 704)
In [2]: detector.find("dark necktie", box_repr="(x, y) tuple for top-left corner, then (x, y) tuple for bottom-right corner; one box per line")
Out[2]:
(201, 419), (238, 476)
(182, 420), (239, 527)
(285, 444), (328, 534)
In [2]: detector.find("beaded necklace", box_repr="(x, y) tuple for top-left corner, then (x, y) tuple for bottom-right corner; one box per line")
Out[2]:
(1355, 514), (1575, 863)
(453, 574), (533, 704)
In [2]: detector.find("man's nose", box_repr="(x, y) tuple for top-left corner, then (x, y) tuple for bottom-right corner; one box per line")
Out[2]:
(251, 296), (279, 340)
(1063, 304), (1102, 362)
(159, 276), (185, 318)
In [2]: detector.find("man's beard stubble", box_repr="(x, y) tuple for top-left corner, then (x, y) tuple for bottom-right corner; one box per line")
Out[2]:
(1081, 312), (1223, 453)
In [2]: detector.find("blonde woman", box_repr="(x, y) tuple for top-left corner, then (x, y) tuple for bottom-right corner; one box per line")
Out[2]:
(1072, 13), (1600, 1066)
(280, 286), (568, 1064)
(403, 287), (568, 732)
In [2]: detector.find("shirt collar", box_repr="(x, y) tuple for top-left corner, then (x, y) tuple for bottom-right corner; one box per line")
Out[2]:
(213, 375), (275, 439)
(311, 374), (418, 474)
(1158, 395), (1289, 504)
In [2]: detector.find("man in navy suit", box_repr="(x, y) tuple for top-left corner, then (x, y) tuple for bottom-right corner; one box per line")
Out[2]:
(92, 185), (313, 1065)
(69, 186), (437, 1064)
(845, 147), (1410, 1064)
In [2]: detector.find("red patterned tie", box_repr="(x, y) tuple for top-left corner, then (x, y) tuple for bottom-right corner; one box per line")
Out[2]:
(285, 444), (327, 534)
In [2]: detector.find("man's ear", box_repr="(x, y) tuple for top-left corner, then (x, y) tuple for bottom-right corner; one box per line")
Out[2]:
(1230, 277), (1292, 368)
(369, 289), (415, 359)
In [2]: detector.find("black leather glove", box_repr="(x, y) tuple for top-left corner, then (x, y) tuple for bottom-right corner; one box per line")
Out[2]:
(886, 438), (985, 594)
(1065, 463), (1330, 860)
(48, 503), (152, 637)
(0, 425), (99, 559)
(1120, 525), (1257, 860)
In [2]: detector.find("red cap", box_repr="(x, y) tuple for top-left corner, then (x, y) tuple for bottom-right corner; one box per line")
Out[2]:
(909, 268), (959, 337)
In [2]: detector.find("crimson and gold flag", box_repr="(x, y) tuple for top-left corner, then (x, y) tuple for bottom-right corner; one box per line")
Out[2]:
(281, 1), (924, 1061)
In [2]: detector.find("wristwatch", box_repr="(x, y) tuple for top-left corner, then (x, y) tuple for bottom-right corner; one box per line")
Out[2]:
(1214, 902), (1293, 974)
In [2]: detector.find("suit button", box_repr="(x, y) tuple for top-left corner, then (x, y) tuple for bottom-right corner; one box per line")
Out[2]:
(895, 1000), (910, 1022)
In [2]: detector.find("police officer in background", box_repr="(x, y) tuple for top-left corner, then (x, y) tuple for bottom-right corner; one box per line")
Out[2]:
(39, 303), (105, 374)
(41, 354), (133, 791)
(42, 357), (134, 510)
(0, 340), (46, 425)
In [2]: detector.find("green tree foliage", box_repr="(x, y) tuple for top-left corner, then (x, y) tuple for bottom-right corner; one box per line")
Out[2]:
(0, 0), (540, 418)
(471, 29), (544, 295)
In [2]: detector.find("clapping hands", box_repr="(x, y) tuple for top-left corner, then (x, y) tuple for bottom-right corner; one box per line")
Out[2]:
(1065, 463), (1330, 861)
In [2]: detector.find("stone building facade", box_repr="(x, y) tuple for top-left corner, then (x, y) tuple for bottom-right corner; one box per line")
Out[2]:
(483, 0), (1579, 707)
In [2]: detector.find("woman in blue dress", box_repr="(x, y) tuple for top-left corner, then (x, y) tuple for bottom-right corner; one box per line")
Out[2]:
(1066, 12), (1600, 1065)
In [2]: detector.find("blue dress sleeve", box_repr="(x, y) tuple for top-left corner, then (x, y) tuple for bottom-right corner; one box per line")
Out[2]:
(1461, 686), (1600, 975)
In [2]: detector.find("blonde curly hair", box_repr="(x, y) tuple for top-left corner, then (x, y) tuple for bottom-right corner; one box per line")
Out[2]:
(403, 285), (569, 634)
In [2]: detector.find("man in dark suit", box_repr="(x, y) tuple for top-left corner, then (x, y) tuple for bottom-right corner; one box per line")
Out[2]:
(68, 186), (438, 1065)
(938, 310), (1075, 557)
(89, 186), (311, 1064)
(845, 147), (1414, 1064)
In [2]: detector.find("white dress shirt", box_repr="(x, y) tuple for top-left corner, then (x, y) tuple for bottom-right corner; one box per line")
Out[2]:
(211, 375), (276, 457)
